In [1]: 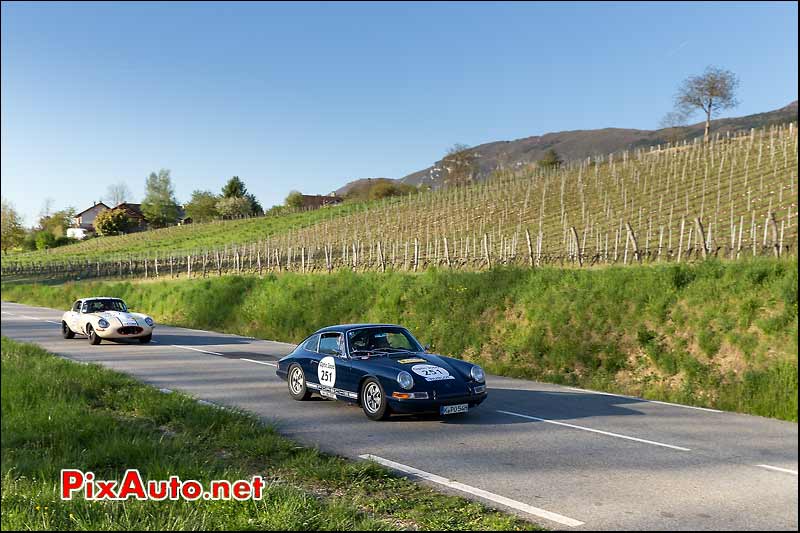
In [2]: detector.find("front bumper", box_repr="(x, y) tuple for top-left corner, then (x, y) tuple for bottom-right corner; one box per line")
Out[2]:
(388, 391), (488, 414)
(95, 326), (153, 339)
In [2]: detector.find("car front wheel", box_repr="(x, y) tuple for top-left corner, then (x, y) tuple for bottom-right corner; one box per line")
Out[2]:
(86, 324), (102, 345)
(361, 378), (389, 421)
(288, 364), (312, 400)
(62, 321), (75, 339)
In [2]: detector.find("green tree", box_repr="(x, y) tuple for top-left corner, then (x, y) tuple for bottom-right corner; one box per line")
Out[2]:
(216, 196), (252, 218)
(285, 190), (304, 209)
(674, 65), (739, 142)
(538, 148), (563, 169)
(38, 207), (76, 237)
(141, 169), (180, 228)
(246, 193), (264, 216)
(94, 209), (134, 236)
(184, 190), (220, 222)
(221, 176), (262, 216)
(34, 230), (57, 250)
(1, 199), (26, 254)
(221, 176), (248, 198)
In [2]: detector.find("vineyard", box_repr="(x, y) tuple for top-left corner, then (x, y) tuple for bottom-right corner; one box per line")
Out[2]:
(3, 123), (798, 280)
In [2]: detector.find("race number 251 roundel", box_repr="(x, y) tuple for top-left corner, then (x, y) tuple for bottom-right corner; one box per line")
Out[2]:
(411, 364), (455, 381)
(318, 356), (337, 387)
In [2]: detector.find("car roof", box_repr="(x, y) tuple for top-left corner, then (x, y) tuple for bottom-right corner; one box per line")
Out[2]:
(77, 297), (125, 301)
(312, 324), (405, 334)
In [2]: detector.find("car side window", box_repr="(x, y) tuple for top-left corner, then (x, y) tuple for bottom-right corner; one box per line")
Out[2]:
(302, 334), (320, 352)
(72, 301), (82, 312)
(318, 333), (343, 356)
(80, 302), (89, 313)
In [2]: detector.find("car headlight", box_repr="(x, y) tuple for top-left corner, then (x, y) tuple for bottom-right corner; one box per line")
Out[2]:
(97, 318), (109, 328)
(144, 317), (154, 327)
(470, 365), (485, 382)
(397, 371), (414, 390)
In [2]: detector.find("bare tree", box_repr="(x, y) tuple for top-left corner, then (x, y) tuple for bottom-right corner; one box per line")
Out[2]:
(659, 110), (690, 145)
(674, 66), (739, 142)
(106, 183), (132, 206)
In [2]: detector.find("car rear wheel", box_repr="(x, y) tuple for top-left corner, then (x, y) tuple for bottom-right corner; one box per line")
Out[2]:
(62, 321), (75, 339)
(288, 364), (311, 400)
(361, 378), (389, 421)
(139, 334), (152, 344)
(86, 324), (102, 345)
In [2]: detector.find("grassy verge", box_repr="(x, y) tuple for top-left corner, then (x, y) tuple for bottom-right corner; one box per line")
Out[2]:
(0, 337), (535, 531)
(2, 257), (797, 421)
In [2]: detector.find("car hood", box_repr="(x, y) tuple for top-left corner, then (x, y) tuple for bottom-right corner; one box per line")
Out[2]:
(94, 311), (141, 327)
(353, 352), (470, 386)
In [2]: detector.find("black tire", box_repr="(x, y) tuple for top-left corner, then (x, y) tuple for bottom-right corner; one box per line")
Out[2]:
(61, 321), (75, 339)
(361, 378), (390, 421)
(86, 324), (102, 345)
(139, 334), (152, 344)
(288, 364), (312, 401)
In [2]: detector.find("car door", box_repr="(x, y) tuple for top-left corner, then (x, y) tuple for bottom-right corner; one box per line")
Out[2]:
(68, 300), (82, 332)
(315, 332), (351, 399)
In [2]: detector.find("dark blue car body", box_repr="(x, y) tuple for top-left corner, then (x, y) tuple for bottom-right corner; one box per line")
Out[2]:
(276, 324), (487, 418)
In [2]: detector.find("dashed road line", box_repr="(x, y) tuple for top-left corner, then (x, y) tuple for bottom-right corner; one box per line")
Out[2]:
(564, 386), (723, 413)
(756, 464), (798, 475)
(171, 344), (224, 356)
(496, 410), (691, 451)
(360, 454), (584, 527)
(240, 358), (277, 367)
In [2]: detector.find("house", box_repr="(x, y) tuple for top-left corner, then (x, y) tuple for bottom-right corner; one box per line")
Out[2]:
(299, 193), (344, 210)
(112, 202), (147, 231)
(73, 202), (109, 232)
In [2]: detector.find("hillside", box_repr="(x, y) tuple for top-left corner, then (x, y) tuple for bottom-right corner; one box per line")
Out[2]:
(4, 121), (797, 276)
(399, 101), (799, 188)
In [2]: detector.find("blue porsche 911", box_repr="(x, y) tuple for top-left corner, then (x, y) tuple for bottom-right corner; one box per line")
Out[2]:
(276, 324), (487, 420)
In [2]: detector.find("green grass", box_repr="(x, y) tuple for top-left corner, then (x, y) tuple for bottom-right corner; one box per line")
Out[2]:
(0, 337), (536, 531)
(2, 257), (797, 421)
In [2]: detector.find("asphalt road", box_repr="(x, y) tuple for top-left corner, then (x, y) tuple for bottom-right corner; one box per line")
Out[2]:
(2, 300), (797, 530)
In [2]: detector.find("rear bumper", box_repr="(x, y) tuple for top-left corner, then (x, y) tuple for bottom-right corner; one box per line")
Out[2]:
(388, 392), (487, 414)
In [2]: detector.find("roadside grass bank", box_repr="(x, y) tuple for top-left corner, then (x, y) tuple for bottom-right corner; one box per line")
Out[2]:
(0, 337), (535, 531)
(2, 257), (796, 421)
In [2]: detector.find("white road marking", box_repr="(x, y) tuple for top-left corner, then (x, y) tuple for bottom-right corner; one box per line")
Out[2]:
(45, 320), (60, 324)
(756, 464), (798, 475)
(171, 344), (224, 356)
(360, 454), (584, 527)
(496, 410), (691, 451)
(1, 311), (14, 315)
(564, 387), (723, 413)
(159, 388), (173, 394)
(22, 315), (39, 320)
(240, 358), (277, 367)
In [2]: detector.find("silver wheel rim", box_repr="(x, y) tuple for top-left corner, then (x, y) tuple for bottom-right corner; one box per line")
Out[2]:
(364, 382), (382, 413)
(289, 367), (304, 395)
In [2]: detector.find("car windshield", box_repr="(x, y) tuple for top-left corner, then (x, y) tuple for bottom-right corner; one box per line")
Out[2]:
(347, 327), (423, 357)
(86, 299), (127, 313)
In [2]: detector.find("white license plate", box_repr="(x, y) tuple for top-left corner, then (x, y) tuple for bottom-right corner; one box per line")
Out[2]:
(440, 403), (469, 415)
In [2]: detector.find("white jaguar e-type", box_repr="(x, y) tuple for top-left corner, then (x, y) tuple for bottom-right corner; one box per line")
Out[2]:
(61, 297), (155, 345)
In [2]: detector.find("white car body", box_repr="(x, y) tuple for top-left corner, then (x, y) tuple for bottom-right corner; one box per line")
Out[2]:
(61, 297), (155, 344)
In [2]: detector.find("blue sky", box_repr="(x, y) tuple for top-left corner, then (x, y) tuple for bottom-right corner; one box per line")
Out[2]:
(2, 1), (797, 224)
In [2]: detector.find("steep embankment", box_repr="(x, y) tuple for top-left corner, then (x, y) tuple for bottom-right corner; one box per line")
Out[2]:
(3, 258), (796, 421)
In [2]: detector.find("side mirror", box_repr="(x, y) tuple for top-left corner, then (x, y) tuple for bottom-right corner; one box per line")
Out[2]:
(424, 343), (432, 352)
